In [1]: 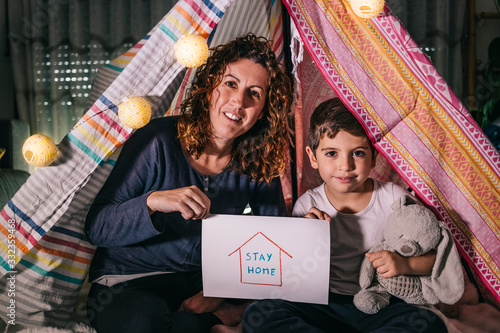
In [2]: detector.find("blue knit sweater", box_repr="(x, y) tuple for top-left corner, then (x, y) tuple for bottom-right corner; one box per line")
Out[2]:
(85, 116), (286, 281)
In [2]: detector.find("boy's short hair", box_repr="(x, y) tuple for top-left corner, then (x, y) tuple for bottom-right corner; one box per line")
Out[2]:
(308, 97), (375, 154)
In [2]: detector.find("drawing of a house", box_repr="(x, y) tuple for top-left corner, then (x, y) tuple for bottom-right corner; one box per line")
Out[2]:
(228, 232), (292, 286)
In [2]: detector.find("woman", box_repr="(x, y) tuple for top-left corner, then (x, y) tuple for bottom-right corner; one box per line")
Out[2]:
(85, 33), (292, 333)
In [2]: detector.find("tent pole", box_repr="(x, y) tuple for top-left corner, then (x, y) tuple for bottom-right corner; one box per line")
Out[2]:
(282, 5), (298, 205)
(467, 0), (476, 110)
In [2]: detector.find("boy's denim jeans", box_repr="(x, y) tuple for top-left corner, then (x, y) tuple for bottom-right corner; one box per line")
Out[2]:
(242, 293), (447, 333)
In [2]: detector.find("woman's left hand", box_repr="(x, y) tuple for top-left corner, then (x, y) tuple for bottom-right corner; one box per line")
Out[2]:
(178, 291), (224, 314)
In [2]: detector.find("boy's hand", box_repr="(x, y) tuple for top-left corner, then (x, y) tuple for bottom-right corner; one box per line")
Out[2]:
(304, 207), (331, 221)
(365, 251), (410, 278)
(366, 250), (436, 279)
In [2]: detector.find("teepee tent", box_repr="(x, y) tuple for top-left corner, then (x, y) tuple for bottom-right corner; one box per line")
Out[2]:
(0, 0), (499, 328)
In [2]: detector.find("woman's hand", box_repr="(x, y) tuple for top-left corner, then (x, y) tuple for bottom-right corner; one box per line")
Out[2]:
(178, 291), (224, 313)
(304, 207), (331, 222)
(146, 185), (211, 219)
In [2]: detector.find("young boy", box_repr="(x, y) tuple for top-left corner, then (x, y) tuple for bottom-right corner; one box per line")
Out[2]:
(242, 98), (448, 332)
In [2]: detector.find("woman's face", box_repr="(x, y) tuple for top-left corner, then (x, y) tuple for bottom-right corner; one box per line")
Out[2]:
(209, 58), (268, 144)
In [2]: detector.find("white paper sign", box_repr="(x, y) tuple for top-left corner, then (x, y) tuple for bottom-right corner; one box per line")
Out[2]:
(202, 214), (330, 304)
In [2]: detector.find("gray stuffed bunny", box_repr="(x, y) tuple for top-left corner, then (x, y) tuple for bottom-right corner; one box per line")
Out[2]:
(353, 195), (464, 314)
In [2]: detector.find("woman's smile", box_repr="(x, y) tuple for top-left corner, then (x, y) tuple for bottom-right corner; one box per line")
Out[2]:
(223, 111), (242, 121)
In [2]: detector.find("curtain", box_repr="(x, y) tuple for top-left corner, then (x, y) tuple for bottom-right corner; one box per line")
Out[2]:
(7, 0), (177, 143)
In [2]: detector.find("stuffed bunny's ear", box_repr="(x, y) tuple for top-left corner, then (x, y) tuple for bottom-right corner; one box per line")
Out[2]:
(431, 222), (464, 304)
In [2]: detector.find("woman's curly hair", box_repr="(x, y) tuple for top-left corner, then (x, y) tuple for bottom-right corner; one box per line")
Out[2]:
(177, 33), (293, 183)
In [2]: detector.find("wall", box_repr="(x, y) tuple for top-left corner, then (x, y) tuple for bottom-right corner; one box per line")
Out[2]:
(0, 0), (15, 120)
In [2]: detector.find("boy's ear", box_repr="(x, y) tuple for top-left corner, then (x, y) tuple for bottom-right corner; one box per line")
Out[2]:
(306, 146), (319, 170)
(371, 149), (378, 168)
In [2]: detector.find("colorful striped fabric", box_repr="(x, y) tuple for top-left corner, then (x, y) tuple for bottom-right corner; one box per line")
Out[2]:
(0, 0), (234, 326)
(84, 36), (150, 111)
(283, 0), (500, 303)
(270, 0), (285, 63)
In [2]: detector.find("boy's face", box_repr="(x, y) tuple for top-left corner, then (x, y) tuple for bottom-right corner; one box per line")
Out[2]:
(306, 130), (377, 196)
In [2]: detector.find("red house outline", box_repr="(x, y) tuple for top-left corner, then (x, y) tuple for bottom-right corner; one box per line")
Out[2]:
(228, 232), (292, 287)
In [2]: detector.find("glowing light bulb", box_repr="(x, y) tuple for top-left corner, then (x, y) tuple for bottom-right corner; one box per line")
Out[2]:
(22, 134), (58, 167)
(118, 96), (152, 129)
(174, 34), (209, 68)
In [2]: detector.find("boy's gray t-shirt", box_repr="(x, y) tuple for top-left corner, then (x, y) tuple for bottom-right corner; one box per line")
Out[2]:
(292, 179), (409, 295)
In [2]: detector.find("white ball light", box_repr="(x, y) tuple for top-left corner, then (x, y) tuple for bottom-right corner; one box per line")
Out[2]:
(118, 96), (152, 129)
(22, 134), (58, 167)
(174, 34), (209, 68)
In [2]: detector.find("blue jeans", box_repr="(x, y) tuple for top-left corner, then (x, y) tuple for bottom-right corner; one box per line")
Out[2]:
(242, 293), (447, 333)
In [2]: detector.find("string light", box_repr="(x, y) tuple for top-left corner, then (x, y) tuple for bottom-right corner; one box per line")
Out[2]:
(22, 134), (58, 167)
(118, 96), (152, 129)
(174, 34), (209, 68)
